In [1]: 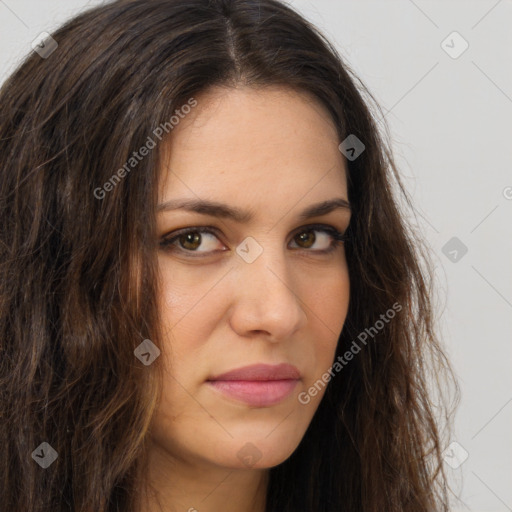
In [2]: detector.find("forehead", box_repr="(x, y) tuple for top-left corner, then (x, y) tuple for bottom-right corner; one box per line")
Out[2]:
(157, 85), (348, 211)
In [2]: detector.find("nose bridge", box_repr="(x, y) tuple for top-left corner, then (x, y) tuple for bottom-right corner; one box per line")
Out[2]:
(229, 236), (307, 338)
(245, 242), (289, 296)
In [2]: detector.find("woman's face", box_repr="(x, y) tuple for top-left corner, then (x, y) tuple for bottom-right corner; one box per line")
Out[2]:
(151, 85), (351, 471)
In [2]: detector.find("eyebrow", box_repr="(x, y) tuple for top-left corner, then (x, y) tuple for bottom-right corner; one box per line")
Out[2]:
(156, 197), (351, 223)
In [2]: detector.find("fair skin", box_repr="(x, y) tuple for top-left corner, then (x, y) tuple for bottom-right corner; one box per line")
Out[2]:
(139, 85), (351, 512)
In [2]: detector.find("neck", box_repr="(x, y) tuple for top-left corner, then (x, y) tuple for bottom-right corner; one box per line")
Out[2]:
(135, 442), (269, 512)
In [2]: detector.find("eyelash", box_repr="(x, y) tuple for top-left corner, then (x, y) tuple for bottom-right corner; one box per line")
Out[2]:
(159, 223), (349, 258)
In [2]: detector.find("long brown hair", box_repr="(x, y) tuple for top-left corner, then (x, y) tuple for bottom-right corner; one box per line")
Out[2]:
(0, 0), (458, 510)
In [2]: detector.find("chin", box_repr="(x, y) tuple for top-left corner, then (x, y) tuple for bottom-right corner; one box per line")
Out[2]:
(208, 430), (303, 470)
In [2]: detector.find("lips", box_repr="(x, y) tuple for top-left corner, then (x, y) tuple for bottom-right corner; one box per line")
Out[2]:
(208, 363), (301, 381)
(206, 363), (301, 407)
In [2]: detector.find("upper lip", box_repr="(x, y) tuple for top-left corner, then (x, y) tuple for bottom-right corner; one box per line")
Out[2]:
(207, 363), (301, 381)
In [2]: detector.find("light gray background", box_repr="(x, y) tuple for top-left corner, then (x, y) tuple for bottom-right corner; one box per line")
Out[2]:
(1, 1), (511, 511)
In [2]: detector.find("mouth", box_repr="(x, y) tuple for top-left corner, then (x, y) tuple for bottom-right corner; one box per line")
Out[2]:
(206, 363), (301, 407)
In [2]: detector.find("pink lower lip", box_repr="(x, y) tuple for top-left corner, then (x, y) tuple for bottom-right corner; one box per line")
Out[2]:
(207, 379), (299, 407)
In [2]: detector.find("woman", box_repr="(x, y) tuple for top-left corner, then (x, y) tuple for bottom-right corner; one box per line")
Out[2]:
(0, 0), (457, 510)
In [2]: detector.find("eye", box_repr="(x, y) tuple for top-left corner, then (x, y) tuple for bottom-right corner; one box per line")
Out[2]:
(290, 226), (343, 252)
(160, 227), (224, 255)
(159, 224), (348, 257)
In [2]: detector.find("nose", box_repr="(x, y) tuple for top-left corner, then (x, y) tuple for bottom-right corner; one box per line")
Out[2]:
(228, 241), (308, 342)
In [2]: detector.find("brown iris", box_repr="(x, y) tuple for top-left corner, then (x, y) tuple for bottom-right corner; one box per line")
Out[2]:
(296, 231), (315, 248)
(179, 232), (202, 250)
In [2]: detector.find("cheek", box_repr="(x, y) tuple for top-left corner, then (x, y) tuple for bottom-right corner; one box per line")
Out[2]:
(306, 263), (350, 330)
(303, 265), (349, 377)
(157, 262), (226, 350)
